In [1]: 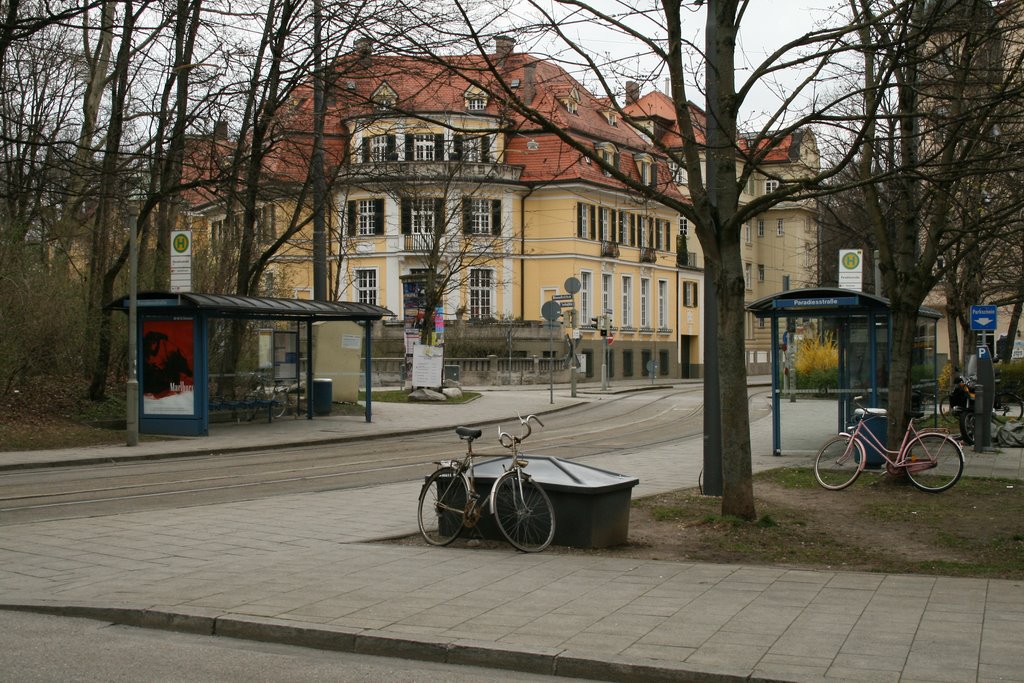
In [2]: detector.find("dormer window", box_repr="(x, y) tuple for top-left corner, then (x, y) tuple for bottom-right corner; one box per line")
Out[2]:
(604, 110), (618, 127)
(562, 87), (581, 115)
(371, 83), (398, 110)
(596, 143), (618, 177)
(464, 86), (488, 112)
(764, 179), (780, 194)
(635, 154), (656, 186)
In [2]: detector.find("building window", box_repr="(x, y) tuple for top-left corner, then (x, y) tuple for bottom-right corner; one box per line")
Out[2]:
(463, 198), (500, 235)
(758, 264), (765, 282)
(658, 280), (668, 328)
(452, 134), (491, 162)
(640, 277), (650, 329)
(636, 157), (654, 185)
(358, 200), (377, 235)
(466, 96), (487, 111)
(598, 207), (611, 241)
(355, 269), (377, 305)
(621, 275), (633, 327)
(413, 134), (437, 161)
(684, 281), (698, 307)
(257, 204), (277, 242)
(744, 221), (751, 244)
(401, 198), (444, 236)
(619, 212), (631, 246)
(776, 218), (785, 236)
(602, 273), (613, 318)
(580, 271), (592, 322)
(679, 217), (688, 236)
(757, 218), (765, 237)
(211, 218), (226, 244)
(744, 263), (752, 290)
(669, 161), (687, 184)
(469, 269), (493, 319)
(765, 179), (779, 194)
(782, 274), (791, 290)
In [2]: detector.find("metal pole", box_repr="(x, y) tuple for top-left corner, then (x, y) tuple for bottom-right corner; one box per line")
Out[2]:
(548, 324), (554, 404)
(126, 205), (139, 447)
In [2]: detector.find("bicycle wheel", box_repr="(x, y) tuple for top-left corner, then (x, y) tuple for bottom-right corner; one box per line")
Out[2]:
(271, 387), (290, 419)
(994, 392), (1024, 423)
(417, 467), (469, 546)
(904, 433), (964, 493)
(959, 410), (975, 446)
(491, 470), (555, 552)
(813, 434), (865, 490)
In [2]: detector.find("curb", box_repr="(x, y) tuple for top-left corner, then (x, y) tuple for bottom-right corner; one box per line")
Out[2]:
(0, 602), (765, 683)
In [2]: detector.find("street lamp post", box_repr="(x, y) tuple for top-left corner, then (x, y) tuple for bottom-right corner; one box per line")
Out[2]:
(126, 204), (139, 447)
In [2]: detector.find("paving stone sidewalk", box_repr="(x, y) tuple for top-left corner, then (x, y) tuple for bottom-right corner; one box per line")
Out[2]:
(2, 384), (1023, 682)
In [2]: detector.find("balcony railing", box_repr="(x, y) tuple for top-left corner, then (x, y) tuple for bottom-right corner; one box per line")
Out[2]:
(677, 251), (699, 268)
(354, 160), (522, 183)
(639, 247), (657, 263)
(601, 241), (620, 258)
(404, 234), (432, 252)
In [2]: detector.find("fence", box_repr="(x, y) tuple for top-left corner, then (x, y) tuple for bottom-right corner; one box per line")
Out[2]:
(361, 355), (574, 388)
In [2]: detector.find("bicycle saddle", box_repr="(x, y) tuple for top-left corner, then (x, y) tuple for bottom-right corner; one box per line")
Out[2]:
(456, 426), (483, 440)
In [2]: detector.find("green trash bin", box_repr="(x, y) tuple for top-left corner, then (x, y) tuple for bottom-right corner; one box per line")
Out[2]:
(312, 378), (333, 416)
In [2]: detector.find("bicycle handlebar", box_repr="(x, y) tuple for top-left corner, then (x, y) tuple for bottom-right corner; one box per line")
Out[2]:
(497, 414), (543, 450)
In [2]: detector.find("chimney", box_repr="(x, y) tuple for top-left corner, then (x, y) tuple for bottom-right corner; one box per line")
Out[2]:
(521, 61), (536, 106)
(354, 36), (372, 62)
(494, 35), (515, 64)
(213, 120), (229, 140)
(625, 81), (640, 104)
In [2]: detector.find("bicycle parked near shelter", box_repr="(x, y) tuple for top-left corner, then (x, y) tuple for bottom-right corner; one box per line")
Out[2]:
(417, 414), (556, 552)
(245, 372), (292, 420)
(814, 397), (965, 493)
(950, 374), (1024, 445)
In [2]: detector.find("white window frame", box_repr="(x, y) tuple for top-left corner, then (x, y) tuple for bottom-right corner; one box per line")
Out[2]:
(744, 263), (752, 290)
(765, 179), (780, 194)
(744, 222), (751, 244)
(466, 96), (487, 111)
(757, 218), (765, 237)
(776, 218), (785, 236)
(657, 279), (668, 329)
(621, 275), (633, 328)
(469, 268), (494, 319)
(358, 200), (377, 236)
(580, 271), (593, 322)
(355, 268), (378, 305)
(602, 273), (613, 320)
(758, 264), (765, 282)
(640, 277), (651, 329)
(369, 135), (389, 161)
(413, 134), (436, 161)
(598, 207), (611, 241)
(468, 198), (492, 235)
(411, 199), (436, 234)
(679, 217), (688, 236)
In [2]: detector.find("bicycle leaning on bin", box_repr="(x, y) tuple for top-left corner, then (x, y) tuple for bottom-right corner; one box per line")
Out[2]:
(814, 397), (965, 493)
(417, 414), (556, 552)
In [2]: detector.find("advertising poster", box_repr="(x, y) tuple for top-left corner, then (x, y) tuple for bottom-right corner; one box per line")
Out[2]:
(142, 319), (195, 416)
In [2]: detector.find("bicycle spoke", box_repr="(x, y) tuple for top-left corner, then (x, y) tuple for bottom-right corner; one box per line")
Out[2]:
(814, 434), (864, 490)
(492, 471), (555, 552)
(418, 467), (468, 546)
(904, 433), (963, 493)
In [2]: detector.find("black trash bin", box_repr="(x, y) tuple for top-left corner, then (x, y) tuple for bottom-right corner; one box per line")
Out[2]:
(468, 456), (639, 548)
(312, 378), (333, 416)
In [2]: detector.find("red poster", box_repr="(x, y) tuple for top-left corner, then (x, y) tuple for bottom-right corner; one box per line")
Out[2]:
(142, 319), (195, 415)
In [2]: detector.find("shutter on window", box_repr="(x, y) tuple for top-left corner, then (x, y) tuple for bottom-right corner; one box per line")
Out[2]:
(452, 135), (463, 160)
(650, 163), (658, 186)
(401, 200), (411, 234)
(480, 135), (491, 162)
(433, 198), (445, 229)
(433, 134), (444, 160)
(589, 205), (596, 240)
(347, 201), (356, 236)
(360, 138), (370, 164)
(462, 198), (473, 234)
(610, 210), (618, 243)
(491, 199), (501, 235)
(577, 203), (584, 238)
(403, 135), (413, 161)
(629, 214), (636, 245)
(373, 199), (385, 235)
(385, 135), (397, 160)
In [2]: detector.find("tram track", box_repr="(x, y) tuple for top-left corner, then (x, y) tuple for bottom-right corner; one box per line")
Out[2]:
(0, 386), (721, 522)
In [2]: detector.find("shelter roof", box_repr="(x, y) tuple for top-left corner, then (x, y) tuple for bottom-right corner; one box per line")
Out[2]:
(109, 292), (393, 322)
(747, 287), (941, 319)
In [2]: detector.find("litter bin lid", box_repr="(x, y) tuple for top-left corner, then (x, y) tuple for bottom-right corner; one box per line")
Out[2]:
(471, 456), (639, 494)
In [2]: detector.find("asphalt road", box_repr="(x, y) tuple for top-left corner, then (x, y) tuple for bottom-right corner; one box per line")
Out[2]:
(0, 386), (722, 525)
(0, 610), (601, 683)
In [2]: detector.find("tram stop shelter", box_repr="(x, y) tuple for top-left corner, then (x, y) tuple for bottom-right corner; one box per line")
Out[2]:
(109, 292), (392, 437)
(747, 288), (941, 456)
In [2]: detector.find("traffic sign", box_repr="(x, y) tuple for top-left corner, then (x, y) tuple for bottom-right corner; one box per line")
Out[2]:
(970, 305), (997, 331)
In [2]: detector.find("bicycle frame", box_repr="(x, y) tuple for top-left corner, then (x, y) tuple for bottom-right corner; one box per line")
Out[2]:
(844, 410), (930, 472)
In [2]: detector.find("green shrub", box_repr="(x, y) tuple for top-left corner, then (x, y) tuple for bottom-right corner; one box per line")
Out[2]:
(794, 333), (838, 391)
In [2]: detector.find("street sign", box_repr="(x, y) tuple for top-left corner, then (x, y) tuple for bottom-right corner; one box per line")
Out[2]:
(552, 294), (573, 301)
(170, 230), (192, 293)
(838, 249), (863, 291)
(970, 305), (997, 331)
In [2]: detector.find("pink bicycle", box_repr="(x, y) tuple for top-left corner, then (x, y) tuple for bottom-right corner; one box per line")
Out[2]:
(814, 397), (964, 493)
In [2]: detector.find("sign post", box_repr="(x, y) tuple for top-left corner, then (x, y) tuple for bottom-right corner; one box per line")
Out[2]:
(838, 249), (863, 291)
(170, 230), (192, 293)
